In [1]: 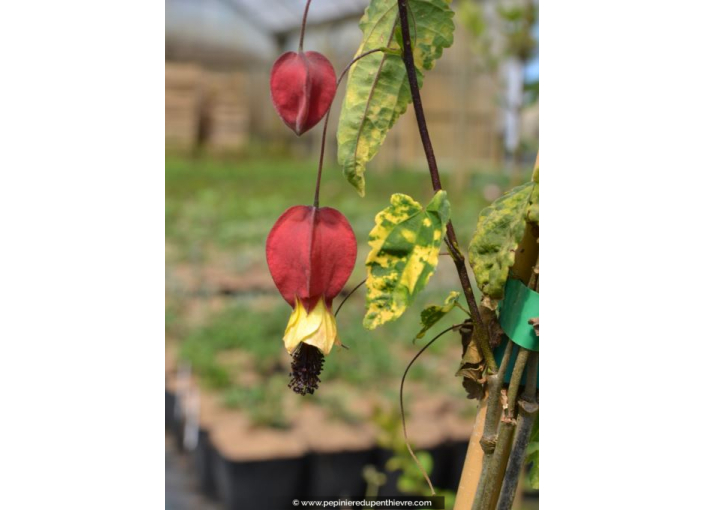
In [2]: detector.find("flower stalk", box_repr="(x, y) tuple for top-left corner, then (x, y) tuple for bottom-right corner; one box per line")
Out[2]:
(298, 0), (313, 52)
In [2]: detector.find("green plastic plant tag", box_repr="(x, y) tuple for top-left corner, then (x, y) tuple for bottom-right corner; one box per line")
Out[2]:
(499, 278), (539, 351)
(493, 337), (539, 387)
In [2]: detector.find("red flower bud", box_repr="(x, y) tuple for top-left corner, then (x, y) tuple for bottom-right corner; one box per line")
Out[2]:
(270, 51), (337, 136)
(266, 205), (357, 312)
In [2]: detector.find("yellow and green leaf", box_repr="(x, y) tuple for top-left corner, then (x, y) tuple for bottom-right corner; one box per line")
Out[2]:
(364, 191), (450, 329)
(337, 0), (455, 196)
(416, 290), (460, 339)
(468, 180), (538, 300)
(527, 166), (539, 224)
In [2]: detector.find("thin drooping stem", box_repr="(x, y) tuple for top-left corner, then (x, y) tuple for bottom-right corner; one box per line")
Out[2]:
(313, 48), (384, 208)
(496, 352), (538, 510)
(396, 0), (496, 373)
(400, 324), (458, 495)
(334, 278), (366, 317)
(337, 49), (386, 88)
(298, 0), (313, 52)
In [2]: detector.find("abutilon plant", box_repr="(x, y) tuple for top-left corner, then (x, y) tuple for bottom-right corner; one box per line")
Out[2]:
(259, 0), (539, 505)
(266, 205), (357, 395)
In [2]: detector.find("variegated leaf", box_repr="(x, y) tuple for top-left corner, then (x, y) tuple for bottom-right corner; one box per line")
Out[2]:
(416, 290), (460, 339)
(364, 191), (451, 329)
(337, 0), (455, 196)
(468, 181), (538, 300)
(527, 166), (539, 224)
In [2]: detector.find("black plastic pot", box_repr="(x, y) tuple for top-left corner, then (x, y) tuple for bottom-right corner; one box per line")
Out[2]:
(193, 429), (218, 499)
(306, 449), (376, 499)
(375, 448), (403, 497)
(165, 389), (189, 454)
(427, 441), (460, 490)
(213, 451), (308, 510)
(165, 390), (176, 432)
(447, 441), (469, 491)
(165, 392), (473, 506)
(374, 441), (469, 496)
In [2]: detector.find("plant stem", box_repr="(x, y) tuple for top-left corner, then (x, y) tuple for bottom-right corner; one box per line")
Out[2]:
(477, 419), (515, 510)
(396, 0), (495, 373)
(527, 255), (539, 292)
(400, 324), (459, 495)
(483, 341), (514, 449)
(473, 343), (529, 509)
(298, 0), (313, 53)
(506, 347), (529, 419)
(468, 341), (513, 510)
(313, 48), (384, 208)
(496, 352), (538, 510)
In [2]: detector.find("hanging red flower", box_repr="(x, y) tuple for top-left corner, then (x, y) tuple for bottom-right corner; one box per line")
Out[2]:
(266, 205), (357, 394)
(270, 51), (337, 136)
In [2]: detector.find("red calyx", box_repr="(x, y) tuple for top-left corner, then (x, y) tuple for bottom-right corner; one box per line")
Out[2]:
(266, 206), (357, 311)
(270, 51), (337, 136)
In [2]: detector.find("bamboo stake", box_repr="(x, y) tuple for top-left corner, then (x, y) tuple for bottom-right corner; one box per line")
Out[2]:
(453, 394), (489, 509)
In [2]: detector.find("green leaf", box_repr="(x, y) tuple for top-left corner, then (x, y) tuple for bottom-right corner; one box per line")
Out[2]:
(337, 0), (455, 196)
(526, 443), (539, 489)
(529, 414), (539, 443)
(525, 416), (539, 489)
(416, 450), (434, 475)
(468, 182), (538, 300)
(398, 475), (418, 494)
(364, 191), (451, 329)
(416, 290), (460, 339)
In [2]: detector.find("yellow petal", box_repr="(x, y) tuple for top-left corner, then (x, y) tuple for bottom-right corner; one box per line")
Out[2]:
(282, 299), (339, 355)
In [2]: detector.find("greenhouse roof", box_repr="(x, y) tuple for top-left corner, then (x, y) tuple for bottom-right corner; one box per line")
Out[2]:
(214, 0), (369, 34)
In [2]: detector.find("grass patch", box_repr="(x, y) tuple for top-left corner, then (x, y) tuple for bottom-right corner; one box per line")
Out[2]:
(166, 154), (496, 258)
(222, 374), (291, 429)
